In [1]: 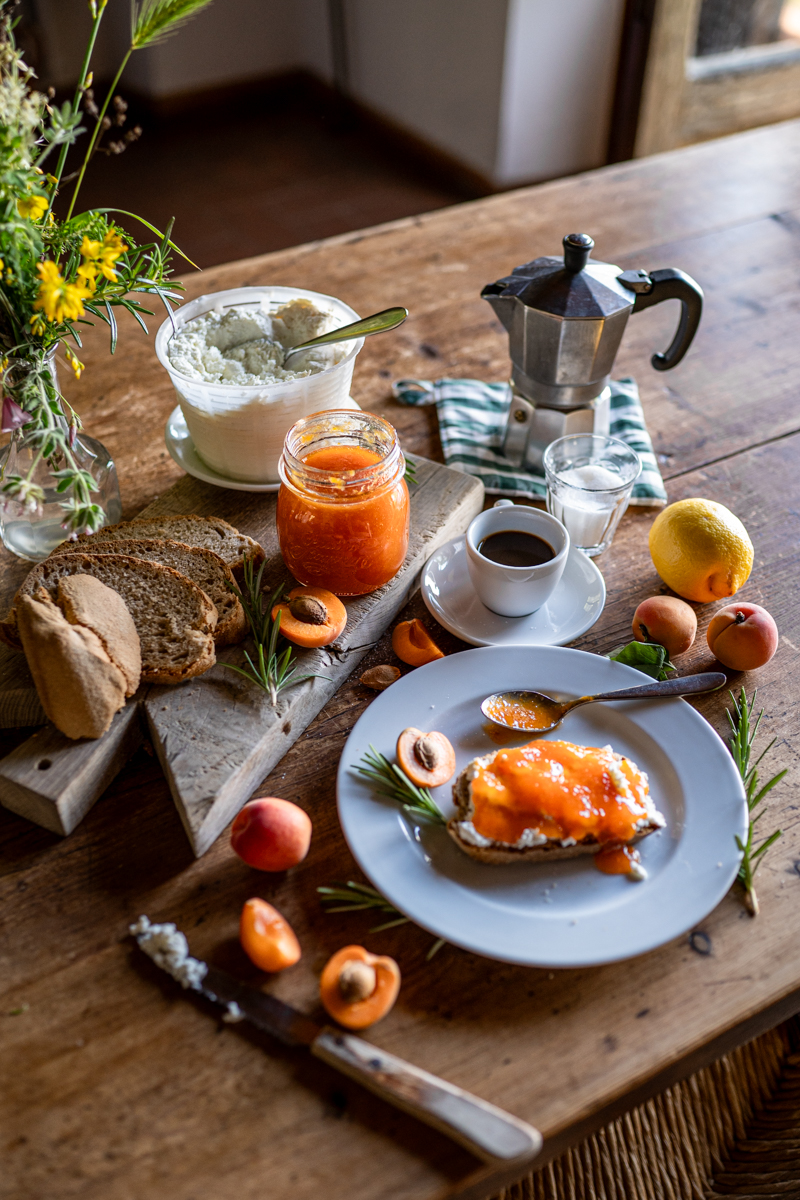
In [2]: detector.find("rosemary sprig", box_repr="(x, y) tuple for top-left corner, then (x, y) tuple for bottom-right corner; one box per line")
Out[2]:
(727, 688), (786, 916)
(404, 455), (417, 485)
(354, 745), (446, 824)
(222, 555), (326, 706)
(318, 881), (445, 959)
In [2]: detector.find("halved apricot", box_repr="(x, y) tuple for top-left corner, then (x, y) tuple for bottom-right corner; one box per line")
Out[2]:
(240, 898), (301, 972)
(391, 618), (444, 667)
(272, 586), (347, 648)
(397, 727), (456, 788)
(319, 944), (401, 1030)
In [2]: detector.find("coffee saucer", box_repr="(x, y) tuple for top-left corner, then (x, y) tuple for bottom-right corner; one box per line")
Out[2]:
(165, 407), (280, 492)
(421, 536), (605, 647)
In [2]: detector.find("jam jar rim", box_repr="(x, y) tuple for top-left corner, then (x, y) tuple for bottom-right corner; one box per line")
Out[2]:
(278, 409), (406, 501)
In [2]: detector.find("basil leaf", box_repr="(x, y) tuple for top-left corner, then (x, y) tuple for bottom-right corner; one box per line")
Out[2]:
(606, 640), (677, 681)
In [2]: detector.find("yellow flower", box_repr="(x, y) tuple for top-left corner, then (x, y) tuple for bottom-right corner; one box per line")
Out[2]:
(76, 259), (98, 295)
(80, 230), (126, 283)
(17, 195), (49, 222)
(0, 259), (4, 272)
(80, 236), (103, 261)
(65, 347), (85, 379)
(32, 260), (90, 325)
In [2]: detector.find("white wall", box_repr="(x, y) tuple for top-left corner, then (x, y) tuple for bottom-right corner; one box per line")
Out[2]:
(343, 0), (509, 178)
(496, 0), (626, 185)
(34, 0), (624, 186)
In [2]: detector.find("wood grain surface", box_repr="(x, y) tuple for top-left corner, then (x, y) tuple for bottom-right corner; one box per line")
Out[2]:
(0, 459), (482, 853)
(2, 120), (800, 1200)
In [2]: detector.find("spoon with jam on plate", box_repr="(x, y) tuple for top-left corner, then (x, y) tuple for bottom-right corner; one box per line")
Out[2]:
(481, 672), (727, 734)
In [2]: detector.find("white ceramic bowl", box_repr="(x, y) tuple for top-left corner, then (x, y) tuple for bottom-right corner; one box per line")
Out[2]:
(465, 500), (570, 617)
(154, 286), (363, 484)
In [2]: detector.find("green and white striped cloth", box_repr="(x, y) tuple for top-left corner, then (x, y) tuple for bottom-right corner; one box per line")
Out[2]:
(393, 376), (666, 506)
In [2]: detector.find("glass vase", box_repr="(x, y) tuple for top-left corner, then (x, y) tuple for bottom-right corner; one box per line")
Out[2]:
(0, 354), (122, 561)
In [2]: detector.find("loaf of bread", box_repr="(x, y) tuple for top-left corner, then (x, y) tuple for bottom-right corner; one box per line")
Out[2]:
(70, 514), (263, 579)
(1, 554), (217, 684)
(448, 743), (665, 866)
(51, 537), (246, 646)
(17, 577), (141, 739)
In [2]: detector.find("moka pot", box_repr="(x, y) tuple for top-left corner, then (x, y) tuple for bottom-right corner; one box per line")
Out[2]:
(482, 233), (703, 470)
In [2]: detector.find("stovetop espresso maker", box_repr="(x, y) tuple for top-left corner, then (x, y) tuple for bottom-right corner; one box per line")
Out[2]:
(482, 233), (703, 469)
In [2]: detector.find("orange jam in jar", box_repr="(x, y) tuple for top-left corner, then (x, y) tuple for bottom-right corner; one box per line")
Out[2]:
(277, 410), (410, 596)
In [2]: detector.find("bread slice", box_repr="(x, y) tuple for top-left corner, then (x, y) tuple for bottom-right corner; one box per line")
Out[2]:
(51, 538), (246, 647)
(1, 555), (216, 684)
(448, 746), (665, 866)
(70, 515), (263, 580)
(57, 574), (141, 694)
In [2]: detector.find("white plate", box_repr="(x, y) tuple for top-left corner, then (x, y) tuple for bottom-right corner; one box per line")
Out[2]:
(164, 398), (361, 493)
(421, 537), (606, 647)
(337, 646), (747, 967)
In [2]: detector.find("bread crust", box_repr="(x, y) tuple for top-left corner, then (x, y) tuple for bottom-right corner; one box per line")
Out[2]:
(17, 591), (129, 739)
(56, 574), (141, 694)
(2, 554), (216, 683)
(69, 514), (264, 580)
(447, 754), (663, 865)
(51, 537), (247, 647)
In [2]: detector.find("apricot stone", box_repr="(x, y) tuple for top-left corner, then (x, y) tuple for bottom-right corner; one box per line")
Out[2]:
(706, 603), (778, 672)
(231, 797), (312, 872)
(632, 595), (697, 657)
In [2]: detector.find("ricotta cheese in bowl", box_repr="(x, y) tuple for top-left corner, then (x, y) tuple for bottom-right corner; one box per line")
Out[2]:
(155, 286), (363, 484)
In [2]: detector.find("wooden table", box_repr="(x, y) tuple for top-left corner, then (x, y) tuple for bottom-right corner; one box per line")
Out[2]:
(2, 119), (800, 1200)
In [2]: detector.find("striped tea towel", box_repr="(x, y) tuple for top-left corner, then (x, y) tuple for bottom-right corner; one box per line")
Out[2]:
(393, 376), (666, 506)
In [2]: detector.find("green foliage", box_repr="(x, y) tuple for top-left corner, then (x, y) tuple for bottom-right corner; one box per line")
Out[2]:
(222, 555), (327, 706)
(606, 639), (676, 680)
(0, 0), (212, 536)
(727, 688), (785, 916)
(353, 745), (446, 824)
(318, 881), (445, 959)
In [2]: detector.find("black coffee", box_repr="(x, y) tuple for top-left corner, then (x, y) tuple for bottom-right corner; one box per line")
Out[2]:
(478, 529), (555, 567)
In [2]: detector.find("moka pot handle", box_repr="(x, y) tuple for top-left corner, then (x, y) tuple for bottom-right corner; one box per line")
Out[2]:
(620, 267), (704, 371)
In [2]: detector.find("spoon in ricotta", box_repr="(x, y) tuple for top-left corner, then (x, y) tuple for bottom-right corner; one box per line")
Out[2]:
(481, 671), (726, 734)
(282, 306), (408, 365)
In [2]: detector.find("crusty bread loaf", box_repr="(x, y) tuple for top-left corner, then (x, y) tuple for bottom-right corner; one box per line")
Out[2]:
(69, 514), (263, 579)
(51, 537), (246, 647)
(1, 555), (216, 684)
(447, 750), (664, 866)
(17, 579), (141, 739)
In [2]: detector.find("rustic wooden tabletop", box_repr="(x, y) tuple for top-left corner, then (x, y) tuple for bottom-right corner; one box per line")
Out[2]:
(2, 118), (799, 1200)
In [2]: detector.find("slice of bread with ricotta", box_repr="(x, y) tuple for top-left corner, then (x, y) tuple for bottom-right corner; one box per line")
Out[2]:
(17, 576), (141, 739)
(51, 538), (246, 646)
(70, 514), (263, 579)
(448, 741), (665, 866)
(1, 554), (217, 683)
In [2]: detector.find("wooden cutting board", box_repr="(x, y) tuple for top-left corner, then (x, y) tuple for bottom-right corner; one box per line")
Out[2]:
(0, 457), (483, 855)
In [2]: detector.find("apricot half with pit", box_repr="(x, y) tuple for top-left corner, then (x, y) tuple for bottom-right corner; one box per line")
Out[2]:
(320, 944), (401, 1029)
(272, 586), (347, 648)
(632, 595), (697, 657)
(396, 727), (456, 788)
(706, 602), (778, 671)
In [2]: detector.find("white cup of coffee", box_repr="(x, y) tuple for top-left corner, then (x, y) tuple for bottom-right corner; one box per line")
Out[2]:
(465, 500), (570, 617)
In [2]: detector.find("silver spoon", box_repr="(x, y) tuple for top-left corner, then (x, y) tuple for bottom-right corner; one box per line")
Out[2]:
(282, 306), (408, 364)
(481, 672), (727, 735)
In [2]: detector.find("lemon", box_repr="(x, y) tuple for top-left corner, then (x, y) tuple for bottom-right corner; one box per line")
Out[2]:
(648, 498), (753, 602)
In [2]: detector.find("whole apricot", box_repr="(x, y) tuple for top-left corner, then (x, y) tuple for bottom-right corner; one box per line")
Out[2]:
(706, 603), (778, 671)
(240, 898), (301, 972)
(632, 595), (697, 657)
(231, 797), (312, 872)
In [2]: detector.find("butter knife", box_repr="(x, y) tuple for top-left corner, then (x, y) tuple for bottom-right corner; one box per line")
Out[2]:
(132, 924), (541, 1166)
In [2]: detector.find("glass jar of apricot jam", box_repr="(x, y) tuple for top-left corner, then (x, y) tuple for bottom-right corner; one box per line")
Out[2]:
(277, 410), (410, 596)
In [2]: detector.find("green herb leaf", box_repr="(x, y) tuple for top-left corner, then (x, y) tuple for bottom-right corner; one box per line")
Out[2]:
(318, 880), (446, 958)
(727, 688), (784, 916)
(606, 640), (676, 680)
(353, 745), (446, 824)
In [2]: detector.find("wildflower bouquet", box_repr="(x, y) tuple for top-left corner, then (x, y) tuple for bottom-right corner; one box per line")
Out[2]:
(0, 0), (212, 545)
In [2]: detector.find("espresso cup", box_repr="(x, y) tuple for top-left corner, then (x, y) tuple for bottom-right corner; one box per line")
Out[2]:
(465, 500), (570, 617)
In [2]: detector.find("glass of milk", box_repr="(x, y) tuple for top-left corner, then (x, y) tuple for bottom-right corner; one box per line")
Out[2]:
(543, 434), (641, 557)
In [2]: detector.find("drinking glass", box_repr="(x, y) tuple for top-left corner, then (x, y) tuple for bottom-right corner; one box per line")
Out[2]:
(543, 434), (641, 557)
